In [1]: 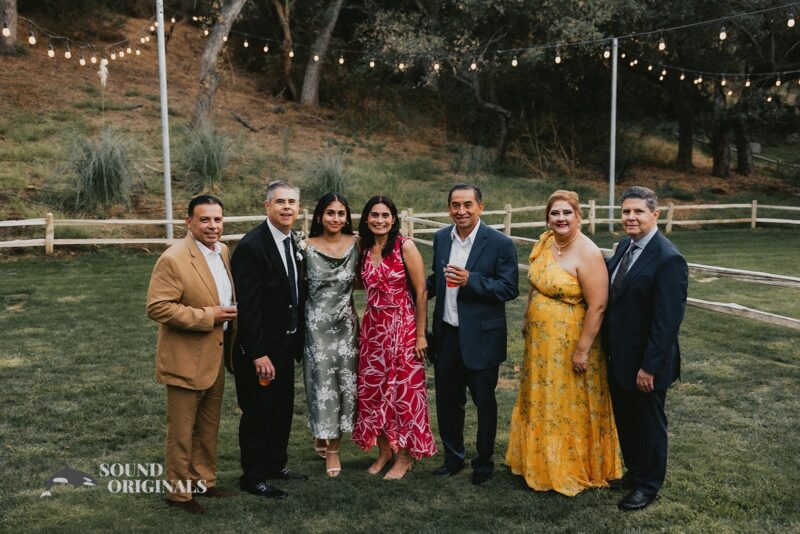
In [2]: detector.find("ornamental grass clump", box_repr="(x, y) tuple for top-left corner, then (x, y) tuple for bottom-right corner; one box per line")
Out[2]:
(303, 150), (349, 200)
(181, 120), (231, 194)
(71, 127), (133, 211)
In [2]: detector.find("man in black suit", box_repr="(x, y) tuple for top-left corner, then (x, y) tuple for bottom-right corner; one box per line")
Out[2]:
(231, 180), (307, 500)
(603, 186), (688, 511)
(427, 183), (519, 486)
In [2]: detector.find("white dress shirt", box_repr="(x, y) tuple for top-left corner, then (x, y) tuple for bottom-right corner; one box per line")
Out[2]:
(443, 220), (481, 327)
(195, 239), (233, 330)
(266, 218), (299, 303)
(611, 225), (659, 284)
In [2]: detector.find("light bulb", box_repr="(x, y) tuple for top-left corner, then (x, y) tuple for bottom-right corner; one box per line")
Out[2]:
(90, 53), (97, 64)
(28, 31), (36, 45)
(263, 45), (269, 53)
(135, 48), (141, 56)
(118, 49), (124, 58)
(620, 52), (626, 59)
(767, 95), (773, 102)
(719, 26), (727, 41)
(398, 62), (405, 71)
(433, 62), (439, 71)
(243, 39), (249, 48)
(721, 77), (726, 86)
(658, 37), (666, 51)
(369, 59), (375, 68)
(222, 35), (227, 42)
(727, 89), (733, 96)
(154, 21), (159, 28)
(470, 60), (477, 70)
(313, 54), (319, 62)
(659, 75), (664, 81)
(775, 78), (781, 87)
(647, 64), (653, 71)
(150, 25), (155, 32)
(145, 35), (150, 42)
(629, 61), (634, 67)
(2, 22), (9, 38)
(140, 36), (146, 44)
(64, 46), (72, 59)
(633, 59), (638, 65)
(110, 51), (117, 60)
(203, 29), (209, 36)
(48, 44), (55, 58)
(603, 48), (610, 59)
(661, 68), (667, 76)
(789, 12), (796, 28)
(512, 56), (518, 67)
(680, 72), (685, 80)
(697, 75), (703, 83)
(192, 16), (198, 21)
(338, 55), (344, 65)
(126, 46), (132, 54)
(288, 48), (294, 58)
(79, 55), (86, 66)
(171, 17), (176, 24)
(745, 78), (751, 87)
(554, 54), (561, 64)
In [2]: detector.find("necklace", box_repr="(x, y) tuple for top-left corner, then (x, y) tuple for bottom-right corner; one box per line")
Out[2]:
(553, 231), (580, 256)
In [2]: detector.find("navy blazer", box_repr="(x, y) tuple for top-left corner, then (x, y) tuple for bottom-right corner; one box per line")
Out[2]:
(231, 220), (306, 366)
(427, 222), (519, 370)
(602, 231), (688, 390)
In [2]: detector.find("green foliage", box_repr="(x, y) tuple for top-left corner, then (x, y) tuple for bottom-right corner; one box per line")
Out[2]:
(68, 127), (134, 212)
(180, 121), (232, 194)
(449, 145), (495, 175)
(302, 149), (349, 201)
(280, 126), (292, 165)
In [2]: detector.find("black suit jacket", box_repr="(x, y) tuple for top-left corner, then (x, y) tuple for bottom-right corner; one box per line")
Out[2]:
(427, 222), (519, 370)
(231, 220), (305, 369)
(602, 231), (688, 390)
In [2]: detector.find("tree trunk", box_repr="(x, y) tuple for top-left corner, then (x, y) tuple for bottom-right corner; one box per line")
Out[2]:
(0, 0), (18, 55)
(732, 115), (752, 176)
(194, 0), (249, 124)
(675, 86), (694, 170)
(709, 86), (731, 178)
(299, 0), (344, 106)
(471, 74), (511, 164)
(272, 0), (298, 101)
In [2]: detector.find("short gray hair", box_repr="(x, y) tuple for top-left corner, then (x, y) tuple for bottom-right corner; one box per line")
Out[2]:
(265, 180), (300, 201)
(620, 186), (658, 212)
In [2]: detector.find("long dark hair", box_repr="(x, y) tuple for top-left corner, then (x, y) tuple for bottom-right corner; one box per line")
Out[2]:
(309, 192), (354, 237)
(358, 195), (401, 273)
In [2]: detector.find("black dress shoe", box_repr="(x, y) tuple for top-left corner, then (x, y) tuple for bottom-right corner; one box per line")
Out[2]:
(433, 464), (464, 477)
(240, 480), (288, 500)
(608, 474), (635, 491)
(266, 467), (309, 481)
(165, 498), (207, 514)
(618, 490), (657, 511)
(471, 471), (492, 486)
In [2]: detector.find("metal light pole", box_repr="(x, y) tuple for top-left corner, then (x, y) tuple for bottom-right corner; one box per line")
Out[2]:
(608, 37), (618, 233)
(155, 0), (174, 239)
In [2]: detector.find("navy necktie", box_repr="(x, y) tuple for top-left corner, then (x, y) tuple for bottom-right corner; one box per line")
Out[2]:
(283, 237), (299, 332)
(611, 242), (637, 296)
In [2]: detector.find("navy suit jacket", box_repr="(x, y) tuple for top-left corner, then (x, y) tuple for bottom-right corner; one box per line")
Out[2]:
(231, 220), (306, 367)
(427, 222), (519, 370)
(602, 231), (688, 390)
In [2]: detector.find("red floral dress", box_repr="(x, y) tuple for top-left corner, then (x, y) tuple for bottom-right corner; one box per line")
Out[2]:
(352, 237), (436, 459)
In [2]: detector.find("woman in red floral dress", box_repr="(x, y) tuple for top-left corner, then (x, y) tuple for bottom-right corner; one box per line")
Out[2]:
(352, 195), (436, 480)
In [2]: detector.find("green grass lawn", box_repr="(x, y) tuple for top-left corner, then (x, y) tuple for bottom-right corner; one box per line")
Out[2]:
(1, 228), (799, 532)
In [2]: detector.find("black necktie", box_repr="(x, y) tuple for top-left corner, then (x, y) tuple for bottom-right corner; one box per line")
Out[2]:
(283, 237), (299, 332)
(611, 242), (637, 295)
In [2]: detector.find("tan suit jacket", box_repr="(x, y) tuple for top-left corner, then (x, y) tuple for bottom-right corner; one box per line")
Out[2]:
(146, 235), (236, 390)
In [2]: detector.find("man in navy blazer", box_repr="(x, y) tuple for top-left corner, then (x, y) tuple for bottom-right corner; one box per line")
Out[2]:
(427, 183), (519, 486)
(603, 186), (688, 511)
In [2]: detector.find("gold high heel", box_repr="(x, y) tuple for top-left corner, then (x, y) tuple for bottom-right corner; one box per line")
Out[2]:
(325, 450), (341, 478)
(383, 456), (414, 480)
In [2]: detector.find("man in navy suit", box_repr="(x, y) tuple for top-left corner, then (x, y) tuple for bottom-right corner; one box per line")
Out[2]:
(427, 183), (519, 486)
(231, 180), (308, 501)
(603, 186), (688, 511)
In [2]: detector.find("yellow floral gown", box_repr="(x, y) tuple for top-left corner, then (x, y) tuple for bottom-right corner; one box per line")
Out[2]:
(505, 231), (622, 496)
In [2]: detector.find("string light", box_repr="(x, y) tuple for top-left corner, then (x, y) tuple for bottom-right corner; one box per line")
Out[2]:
(398, 62), (405, 71)
(110, 50), (117, 60)
(603, 48), (610, 59)
(140, 36), (145, 44)
(79, 54), (86, 66)
(697, 75), (703, 83)
(554, 49), (561, 64)
(288, 48), (294, 58)
(661, 68), (667, 76)
(243, 39), (249, 48)
(203, 28), (209, 36)
(126, 46), (132, 54)
(101, 57), (108, 66)
(313, 53), (319, 62)
(629, 60), (635, 67)
(47, 43), (55, 57)
(263, 44), (269, 53)
(28, 27), (36, 45)
(154, 21), (158, 28)
(620, 52), (626, 59)
(775, 77), (781, 87)
(145, 35), (150, 42)
(745, 78), (751, 87)
(470, 60), (477, 70)
(433, 61), (440, 71)
(118, 47), (124, 58)
(727, 89), (733, 96)
(2, 14), (9, 38)
(767, 95), (773, 102)
(369, 59), (375, 68)
(719, 26), (727, 41)
(658, 36), (666, 51)
(135, 47), (141, 56)
(149, 24), (155, 32)
(680, 71), (685, 80)
(659, 75), (664, 81)
(171, 17), (176, 24)
(222, 35), (227, 42)
(90, 51), (97, 64)
(721, 76), (726, 86)
(789, 11), (796, 28)
(64, 42), (72, 59)
(511, 56), (518, 67)
(338, 55), (344, 65)
(647, 64), (653, 71)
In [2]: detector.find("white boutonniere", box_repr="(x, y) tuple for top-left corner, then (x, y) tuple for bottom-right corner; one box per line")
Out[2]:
(293, 232), (307, 261)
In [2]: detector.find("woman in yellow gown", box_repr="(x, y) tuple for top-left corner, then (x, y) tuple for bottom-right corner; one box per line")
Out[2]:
(506, 190), (622, 496)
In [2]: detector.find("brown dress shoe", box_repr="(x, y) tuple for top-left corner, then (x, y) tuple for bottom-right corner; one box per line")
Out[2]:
(201, 486), (236, 498)
(165, 498), (207, 515)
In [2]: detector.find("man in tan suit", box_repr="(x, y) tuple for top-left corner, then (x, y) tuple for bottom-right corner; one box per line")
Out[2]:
(146, 195), (238, 515)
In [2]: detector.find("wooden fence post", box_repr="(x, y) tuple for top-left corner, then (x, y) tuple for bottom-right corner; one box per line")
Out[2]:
(407, 208), (415, 239)
(302, 208), (310, 235)
(504, 204), (512, 236)
(588, 200), (596, 235)
(45, 213), (54, 255)
(751, 200), (758, 230)
(400, 210), (409, 236)
(666, 202), (675, 234)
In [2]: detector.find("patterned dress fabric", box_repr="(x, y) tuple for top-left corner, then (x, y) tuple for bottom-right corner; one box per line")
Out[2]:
(352, 237), (436, 459)
(506, 231), (622, 496)
(303, 243), (359, 439)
